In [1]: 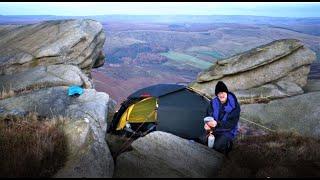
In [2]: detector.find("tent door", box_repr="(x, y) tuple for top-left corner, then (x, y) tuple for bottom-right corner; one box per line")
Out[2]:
(116, 97), (158, 130)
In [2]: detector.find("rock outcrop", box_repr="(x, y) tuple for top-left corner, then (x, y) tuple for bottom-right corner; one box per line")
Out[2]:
(0, 87), (114, 177)
(0, 19), (105, 77)
(0, 19), (114, 177)
(240, 91), (320, 139)
(114, 131), (225, 178)
(0, 64), (92, 93)
(189, 39), (316, 103)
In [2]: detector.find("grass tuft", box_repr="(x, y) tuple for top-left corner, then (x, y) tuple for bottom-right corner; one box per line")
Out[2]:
(217, 131), (320, 178)
(0, 112), (69, 177)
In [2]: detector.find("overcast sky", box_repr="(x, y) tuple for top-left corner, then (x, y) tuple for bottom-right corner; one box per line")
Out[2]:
(0, 2), (319, 17)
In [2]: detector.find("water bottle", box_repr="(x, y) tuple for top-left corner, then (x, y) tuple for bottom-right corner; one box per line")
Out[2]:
(208, 133), (215, 148)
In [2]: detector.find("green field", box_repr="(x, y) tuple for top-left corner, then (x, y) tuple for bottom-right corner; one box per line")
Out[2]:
(160, 51), (213, 69)
(199, 51), (224, 59)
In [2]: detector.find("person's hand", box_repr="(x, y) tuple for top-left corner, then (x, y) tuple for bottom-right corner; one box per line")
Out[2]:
(207, 120), (217, 128)
(204, 123), (211, 131)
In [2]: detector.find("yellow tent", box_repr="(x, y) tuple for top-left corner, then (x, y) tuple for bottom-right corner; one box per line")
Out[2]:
(116, 97), (157, 130)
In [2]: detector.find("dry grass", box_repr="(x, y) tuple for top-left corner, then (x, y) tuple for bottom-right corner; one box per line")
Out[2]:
(0, 82), (57, 100)
(15, 82), (55, 95)
(240, 97), (270, 104)
(106, 133), (135, 161)
(0, 87), (14, 100)
(239, 93), (272, 104)
(217, 131), (320, 178)
(0, 112), (68, 177)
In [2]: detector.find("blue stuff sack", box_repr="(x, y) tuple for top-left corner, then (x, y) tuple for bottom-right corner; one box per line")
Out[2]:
(68, 85), (83, 97)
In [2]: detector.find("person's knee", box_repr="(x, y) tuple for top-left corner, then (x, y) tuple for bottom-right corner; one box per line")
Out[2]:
(213, 137), (233, 154)
(213, 140), (226, 153)
(226, 140), (233, 154)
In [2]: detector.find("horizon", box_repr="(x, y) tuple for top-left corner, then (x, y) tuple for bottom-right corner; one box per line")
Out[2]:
(1, 14), (320, 19)
(0, 2), (320, 18)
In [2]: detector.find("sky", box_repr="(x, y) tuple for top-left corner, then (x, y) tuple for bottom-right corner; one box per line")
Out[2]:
(0, 2), (320, 17)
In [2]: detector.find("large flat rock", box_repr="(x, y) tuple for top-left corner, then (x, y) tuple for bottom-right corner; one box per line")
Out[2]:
(114, 131), (225, 178)
(189, 39), (316, 102)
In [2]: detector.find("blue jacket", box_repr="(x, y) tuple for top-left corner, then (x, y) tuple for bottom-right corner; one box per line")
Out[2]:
(209, 92), (241, 140)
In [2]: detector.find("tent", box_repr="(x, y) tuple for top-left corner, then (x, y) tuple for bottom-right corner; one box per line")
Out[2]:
(108, 84), (211, 140)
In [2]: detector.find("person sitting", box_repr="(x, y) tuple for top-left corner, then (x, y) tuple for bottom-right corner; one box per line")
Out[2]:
(204, 81), (241, 155)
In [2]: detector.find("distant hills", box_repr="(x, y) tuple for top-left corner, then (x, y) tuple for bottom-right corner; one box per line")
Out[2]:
(1, 14), (319, 104)
(1, 14), (320, 24)
(1, 15), (319, 36)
